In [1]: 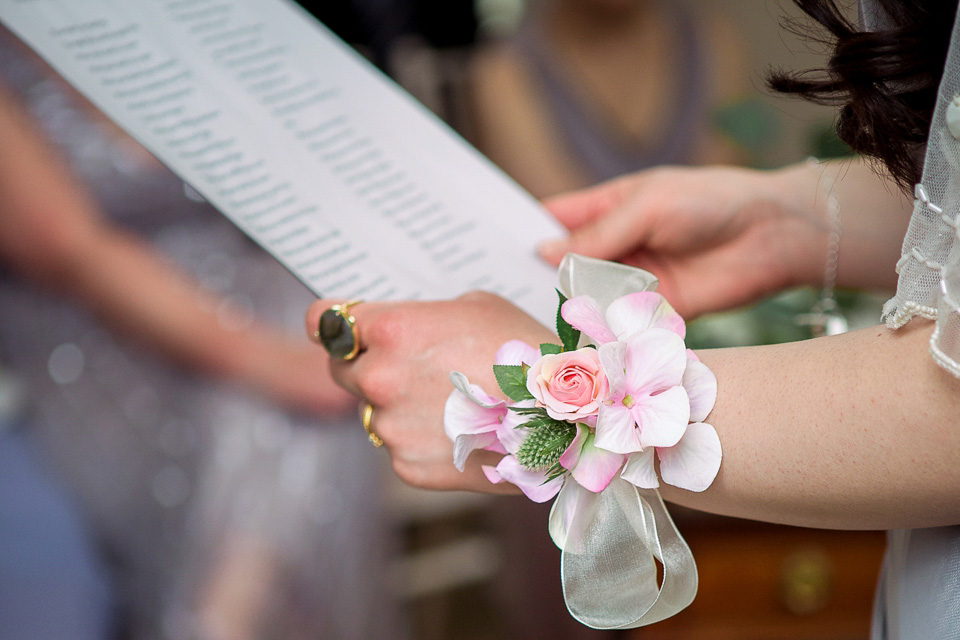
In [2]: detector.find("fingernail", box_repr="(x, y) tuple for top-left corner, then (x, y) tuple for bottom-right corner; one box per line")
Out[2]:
(539, 238), (568, 261)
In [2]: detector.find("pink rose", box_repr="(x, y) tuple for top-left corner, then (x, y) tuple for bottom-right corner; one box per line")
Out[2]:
(526, 348), (609, 422)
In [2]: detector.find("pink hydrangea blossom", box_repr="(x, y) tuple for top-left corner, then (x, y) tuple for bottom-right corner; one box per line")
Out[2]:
(620, 350), (721, 492)
(443, 339), (540, 471)
(443, 373), (508, 471)
(595, 329), (690, 453)
(561, 291), (685, 345)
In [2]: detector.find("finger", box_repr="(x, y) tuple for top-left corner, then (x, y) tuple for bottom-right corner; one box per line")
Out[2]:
(539, 176), (639, 264)
(541, 178), (630, 229)
(390, 443), (522, 495)
(544, 199), (658, 266)
(306, 298), (382, 396)
(305, 298), (389, 351)
(327, 347), (379, 398)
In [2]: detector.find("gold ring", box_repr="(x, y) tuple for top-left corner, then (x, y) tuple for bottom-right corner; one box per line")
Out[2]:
(360, 402), (383, 448)
(316, 299), (363, 360)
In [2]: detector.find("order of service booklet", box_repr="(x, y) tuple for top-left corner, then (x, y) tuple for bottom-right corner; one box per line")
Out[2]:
(0, 0), (564, 325)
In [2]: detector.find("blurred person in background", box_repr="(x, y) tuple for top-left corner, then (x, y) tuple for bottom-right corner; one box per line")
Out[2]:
(469, 0), (752, 198)
(0, 367), (113, 640)
(0, 27), (405, 640)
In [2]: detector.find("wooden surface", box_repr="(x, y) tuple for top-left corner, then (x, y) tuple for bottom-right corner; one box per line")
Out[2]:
(400, 500), (887, 639)
(627, 511), (887, 639)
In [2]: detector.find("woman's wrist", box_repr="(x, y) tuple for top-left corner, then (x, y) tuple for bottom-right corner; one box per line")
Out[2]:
(762, 161), (840, 290)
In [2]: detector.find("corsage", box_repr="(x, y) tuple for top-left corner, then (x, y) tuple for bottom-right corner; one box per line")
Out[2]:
(443, 254), (721, 629)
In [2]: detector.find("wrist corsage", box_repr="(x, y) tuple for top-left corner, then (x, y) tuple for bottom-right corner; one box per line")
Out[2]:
(443, 255), (721, 629)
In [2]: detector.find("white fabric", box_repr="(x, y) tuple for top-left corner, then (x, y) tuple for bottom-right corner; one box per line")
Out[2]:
(857, 1), (894, 31)
(864, 5), (960, 640)
(881, 5), (960, 379)
(553, 254), (699, 629)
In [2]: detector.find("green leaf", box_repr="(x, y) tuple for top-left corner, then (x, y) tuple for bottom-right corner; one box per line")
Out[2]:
(543, 463), (567, 484)
(556, 290), (581, 351)
(511, 406), (546, 416)
(520, 416), (559, 430)
(514, 409), (571, 431)
(493, 364), (534, 403)
(540, 343), (562, 356)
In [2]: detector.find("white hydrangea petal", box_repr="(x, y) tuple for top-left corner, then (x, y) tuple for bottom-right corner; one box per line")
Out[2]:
(620, 448), (659, 489)
(495, 339), (541, 366)
(443, 387), (505, 440)
(598, 340), (627, 391)
(484, 439), (508, 455)
(561, 295), (616, 345)
(594, 403), (642, 454)
(658, 422), (722, 492)
(449, 372), (504, 408)
(559, 424), (589, 471)
(482, 464), (504, 484)
(634, 385), (690, 448)
(623, 329), (687, 394)
(606, 292), (686, 339)
(495, 456), (564, 503)
(497, 403), (533, 454)
(569, 432), (625, 493)
(683, 357), (718, 423)
(452, 433), (498, 471)
(548, 480), (600, 552)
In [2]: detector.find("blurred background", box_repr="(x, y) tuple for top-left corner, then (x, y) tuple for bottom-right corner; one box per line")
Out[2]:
(308, 1), (887, 638)
(0, 1), (886, 639)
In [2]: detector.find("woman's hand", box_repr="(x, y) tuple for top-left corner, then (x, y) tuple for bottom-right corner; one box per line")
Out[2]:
(306, 292), (555, 493)
(241, 333), (356, 416)
(0, 83), (353, 419)
(539, 164), (831, 318)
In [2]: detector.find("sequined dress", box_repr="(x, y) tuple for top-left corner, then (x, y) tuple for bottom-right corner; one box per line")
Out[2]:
(0, 31), (402, 640)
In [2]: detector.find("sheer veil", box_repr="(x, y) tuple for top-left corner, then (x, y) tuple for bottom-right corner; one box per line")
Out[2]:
(843, 5), (960, 638)
(881, 4), (960, 378)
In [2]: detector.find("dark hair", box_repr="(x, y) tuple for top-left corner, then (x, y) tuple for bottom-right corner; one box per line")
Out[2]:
(768, 0), (958, 191)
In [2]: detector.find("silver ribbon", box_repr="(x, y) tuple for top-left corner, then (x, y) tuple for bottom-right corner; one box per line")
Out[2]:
(553, 254), (699, 629)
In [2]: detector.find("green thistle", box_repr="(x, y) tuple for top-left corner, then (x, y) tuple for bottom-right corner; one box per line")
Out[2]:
(515, 422), (577, 471)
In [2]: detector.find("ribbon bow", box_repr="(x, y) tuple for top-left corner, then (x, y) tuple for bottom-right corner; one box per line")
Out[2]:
(553, 254), (699, 629)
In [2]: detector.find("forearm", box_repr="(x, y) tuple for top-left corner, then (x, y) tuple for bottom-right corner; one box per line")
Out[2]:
(0, 85), (263, 388)
(665, 320), (960, 530)
(774, 157), (912, 292)
(0, 85), (349, 413)
(61, 226), (351, 413)
(66, 226), (266, 380)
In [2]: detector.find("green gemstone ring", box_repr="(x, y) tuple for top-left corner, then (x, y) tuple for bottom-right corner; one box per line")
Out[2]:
(316, 299), (363, 360)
